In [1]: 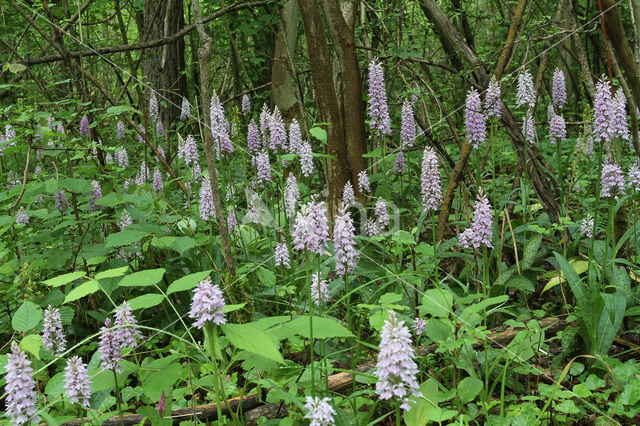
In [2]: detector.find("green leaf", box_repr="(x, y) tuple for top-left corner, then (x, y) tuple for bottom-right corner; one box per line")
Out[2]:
(20, 334), (42, 359)
(43, 271), (86, 287)
(59, 177), (93, 193)
(221, 323), (285, 364)
(287, 315), (354, 339)
(127, 294), (164, 310)
(523, 234), (542, 269)
(45, 371), (66, 395)
(119, 268), (165, 287)
(392, 230), (416, 246)
(64, 281), (100, 303)
(151, 236), (196, 255)
(257, 267), (275, 287)
(504, 275), (535, 292)
(548, 253), (587, 307)
(105, 230), (149, 248)
(457, 377), (483, 403)
(142, 362), (181, 402)
(223, 303), (246, 313)
(95, 266), (129, 280)
(419, 289), (453, 318)
(459, 295), (509, 321)
(106, 105), (137, 116)
(5, 63), (27, 73)
(166, 270), (211, 295)
(12, 301), (43, 332)
(308, 127), (327, 143)
(403, 379), (447, 426)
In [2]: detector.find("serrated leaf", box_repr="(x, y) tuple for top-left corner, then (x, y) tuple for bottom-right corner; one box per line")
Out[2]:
(127, 293), (164, 310)
(44, 271), (86, 287)
(392, 230), (416, 246)
(419, 289), (453, 318)
(151, 236), (196, 255)
(12, 301), (43, 332)
(20, 334), (42, 359)
(221, 323), (285, 364)
(166, 271), (211, 295)
(45, 371), (66, 395)
(64, 281), (100, 303)
(59, 177), (93, 193)
(119, 268), (165, 287)
(105, 230), (149, 248)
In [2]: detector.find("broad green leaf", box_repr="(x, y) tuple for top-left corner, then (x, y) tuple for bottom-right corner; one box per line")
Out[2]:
(127, 293), (164, 310)
(20, 334), (42, 359)
(44, 271), (86, 287)
(221, 323), (285, 364)
(12, 301), (43, 332)
(106, 105), (137, 115)
(419, 289), (453, 318)
(105, 230), (149, 248)
(58, 306), (75, 324)
(457, 377), (483, 403)
(257, 267), (275, 287)
(59, 177), (93, 193)
(287, 316), (354, 339)
(504, 275), (535, 292)
(403, 379), (446, 426)
(523, 234), (542, 269)
(142, 363), (181, 402)
(308, 127), (327, 143)
(223, 303), (246, 313)
(166, 270), (211, 295)
(45, 371), (66, 395)
(5, 63), (27, 73)
(64, 281), (100, 303)
(151, 236), (196, 255)
(392, 230), (416, 246)
(95, 266), (129, 280)
(119, 268), (165, 287)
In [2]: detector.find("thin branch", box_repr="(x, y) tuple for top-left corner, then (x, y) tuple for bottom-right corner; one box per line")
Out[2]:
(19, 1), (268, 66)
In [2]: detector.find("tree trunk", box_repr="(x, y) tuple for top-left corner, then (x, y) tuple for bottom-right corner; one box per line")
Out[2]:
(142, 0), (186, 149)
(297, 0), (350, 217)
(320, 0), (368, 189)
(271, 0), (304, 124)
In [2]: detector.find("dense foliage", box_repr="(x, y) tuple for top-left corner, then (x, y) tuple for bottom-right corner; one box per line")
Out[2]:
(1, 0), (640, 425)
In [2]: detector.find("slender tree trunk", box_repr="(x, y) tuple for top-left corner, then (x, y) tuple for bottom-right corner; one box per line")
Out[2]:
(271, 0), (304, 124)
(297, 0), (350, 217)
(142, 0), (187, 151)
(191, 0), (237, 277)
(320, 0), (368, 190)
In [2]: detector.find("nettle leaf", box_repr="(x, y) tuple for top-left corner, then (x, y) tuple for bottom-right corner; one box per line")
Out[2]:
(12, 301), (43, 332)
(105, 230), (149, 248)
(221, 323), (285, 364)
(44, 271), (86, 287)
(127, 293), (164, 310)
(59, 177), (93, 193)
(64, 281), (100, 303)
(20, 334), (42, 359)
(151, 236), (196, 255)
(119, 268), (166, 287)
(166, 270), (211, 295)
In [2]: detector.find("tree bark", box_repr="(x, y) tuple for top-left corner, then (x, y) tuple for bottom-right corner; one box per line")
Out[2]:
(297, 0), (350, 217)
(271, 0), (303, 123)
(320, 0), (368, 189)
(602, 0), (640, 157)
(191, 0), (237, 277)
(141, 0), (186, 138)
